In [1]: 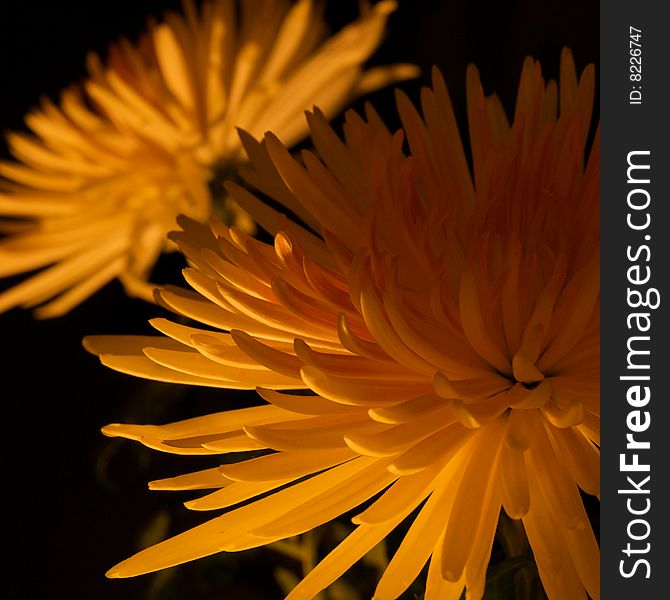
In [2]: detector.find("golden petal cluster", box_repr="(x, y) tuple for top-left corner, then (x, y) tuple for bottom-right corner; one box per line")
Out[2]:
(88, 48), (599, 599)
(0, 0), (416, 317)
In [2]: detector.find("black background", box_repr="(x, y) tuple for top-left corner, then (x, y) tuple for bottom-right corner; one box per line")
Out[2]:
(1, 1), (598, 598)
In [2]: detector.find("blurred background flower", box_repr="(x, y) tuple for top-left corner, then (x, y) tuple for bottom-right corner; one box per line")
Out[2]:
(2, 1), (598, 598)
(0, 0), (416, 317)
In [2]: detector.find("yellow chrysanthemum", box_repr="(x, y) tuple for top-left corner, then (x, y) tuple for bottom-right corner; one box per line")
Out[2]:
(0, 0), (416, 318)
(87, 49), (599, 599)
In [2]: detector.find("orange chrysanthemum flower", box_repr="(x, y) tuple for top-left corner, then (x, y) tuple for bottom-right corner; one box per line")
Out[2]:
(0, 0), (416, 318)
(87, 49), (599, 599)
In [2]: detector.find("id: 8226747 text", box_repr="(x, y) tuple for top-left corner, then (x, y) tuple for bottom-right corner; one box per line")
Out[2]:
(629, 26), (643, 105)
